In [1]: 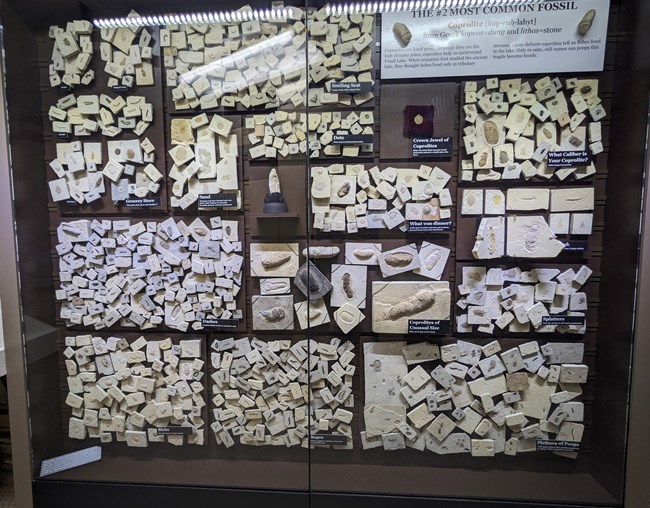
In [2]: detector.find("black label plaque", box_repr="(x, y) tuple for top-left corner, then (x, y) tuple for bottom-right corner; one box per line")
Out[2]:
(58, 84), (72, 92)
(547, 150), (591, 168)
(198, 193), (238, 208)
(309, 433), (348, 446)
(125, 197), (161, 207)
(156, 426), (193, 436)
(536, 439), (580, 452)
(112, 84), (131, 93)
(56, 132), (70, 139)
(63, 199), (78, 206)
(412, 136), (453, 158)
(202, 318), (238, 329)
(332, 134), (373, 145)
(407, 219), (453, 233)
(562, 240), (588, 252)
(542, 315), (585, 326)
(408, 319), (451, 335)
(330, 81), (372, 94)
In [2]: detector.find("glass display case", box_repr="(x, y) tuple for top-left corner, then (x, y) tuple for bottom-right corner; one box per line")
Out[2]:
(0, 0), (648, 506)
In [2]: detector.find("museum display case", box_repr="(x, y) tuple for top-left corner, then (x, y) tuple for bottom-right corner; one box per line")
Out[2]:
(0, 0), (649, 506)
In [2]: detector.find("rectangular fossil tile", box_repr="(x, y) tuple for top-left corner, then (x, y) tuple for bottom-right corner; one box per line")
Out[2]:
(344, 242), (382, 265)
(250, 243), (299, 277)
(252, 295), (294, 330)
(372, 281), (451, 334)
(330, 264), (367, 308)
(378, 244), (421, 277)
(506, 188), (550, 211)
(414, 242), (450, 281)
(294, 299), (330, 330)
(550, 187), (595, 212)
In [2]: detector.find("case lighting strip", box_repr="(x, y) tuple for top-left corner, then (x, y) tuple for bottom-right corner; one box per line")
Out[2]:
(93, 0), (543, 28)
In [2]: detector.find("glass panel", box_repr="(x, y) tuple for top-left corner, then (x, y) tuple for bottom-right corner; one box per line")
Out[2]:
(2, 0), (312, 492)
(305, 0), (630, 506)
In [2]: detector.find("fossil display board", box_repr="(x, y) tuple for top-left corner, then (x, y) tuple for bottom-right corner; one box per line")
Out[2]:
(39, 23), (167, 214)
(24, 3), (621, 502)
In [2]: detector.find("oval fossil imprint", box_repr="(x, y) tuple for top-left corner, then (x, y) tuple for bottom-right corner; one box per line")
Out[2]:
(337, 182), (351, 198)
(261, 252), (292, 269)
(353, 249), (375, 260)
(483, 120), (500, 146)
(260, 279), (289, 294)
(259, 307), (286, 322)
(384, 252), (413, 267)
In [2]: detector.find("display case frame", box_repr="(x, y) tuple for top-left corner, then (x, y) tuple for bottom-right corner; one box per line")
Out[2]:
(0, 0), (648, 506)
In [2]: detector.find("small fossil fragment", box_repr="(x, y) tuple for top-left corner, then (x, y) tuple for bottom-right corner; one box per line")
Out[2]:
(353, 248), (375, 259)
(261, 252), (291, 269)
(302, 246), (339, 258)
(542, 127), (553, 139)
(578, 9), (596, 35)
(259, 307), (286, 322)
(569, 136), (582, 147)
(478, 152), (488, 167)
(499, 151), (508, 164)
(337, 182), (351, 198)
(342, 273), (354, 299)
(483, 120), (500, 145)
(386, 290), (436, 320)
(384, 252), (413, 267)
(393, 22), (412, 47)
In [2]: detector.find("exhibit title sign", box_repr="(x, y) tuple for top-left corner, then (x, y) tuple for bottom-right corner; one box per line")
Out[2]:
(381, 0), (609, 78)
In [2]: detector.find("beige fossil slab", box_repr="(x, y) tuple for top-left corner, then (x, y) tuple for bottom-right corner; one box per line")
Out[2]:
(259, 278), (291, 295)
(550, 187), (594, 212)
(250, 243), (299, 277)
(506, 216), (565, 258)
(294, 299), (330, 330)
(365, 353), (407, 406)
(472, 217), (505, 259)
(330, 264), (367, 308)
(378, 243), (421, 277)
(333, 303), (365, 333)
(345, 242), (382, 265)
(414, 241), (450, 280)
(506, 188), (550, 211)
(372, 281), (451, 334)
(364, 405), (406, 438)
(252, 295), (294, 330)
